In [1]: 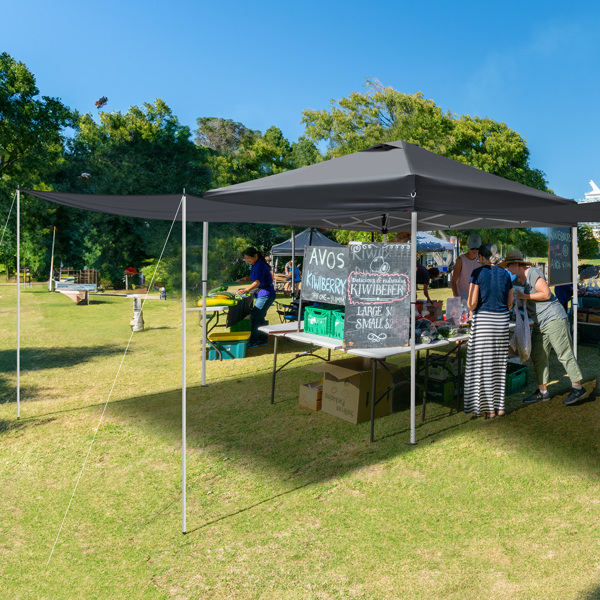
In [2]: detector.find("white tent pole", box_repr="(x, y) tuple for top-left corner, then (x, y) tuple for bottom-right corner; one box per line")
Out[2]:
(409, 211), (417, 444)
(572, 226), (578, 359)
(291, 227), (296, 299)
(201, 222), (208, 387)
(48, 225), (56, 292)
(182, 193), (187, 534)
(17, 189), (20, 419)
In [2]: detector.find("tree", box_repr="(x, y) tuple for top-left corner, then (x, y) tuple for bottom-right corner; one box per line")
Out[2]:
(0, 53), (72, 278)
(301, 79), (550, 190)
(0, 52), (71, 189)
(60, 99), (210, 196)
(578, 225), (599, 260)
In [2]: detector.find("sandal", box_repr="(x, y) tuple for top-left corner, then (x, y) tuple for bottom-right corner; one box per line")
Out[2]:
(484, 411), (496, 419)
(496, 410), (505, 417)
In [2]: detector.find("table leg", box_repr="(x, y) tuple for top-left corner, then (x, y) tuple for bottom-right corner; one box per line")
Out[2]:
(270, 336), (279, 405)
(370, 359), (378, 443)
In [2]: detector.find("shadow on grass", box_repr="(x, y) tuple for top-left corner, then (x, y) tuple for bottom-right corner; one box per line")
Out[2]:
(8, 339), (600, 536)
(579, 583), (600, 600)
(0, 344), (125, 373)
(0, 344), (125, 404)
(0, 375), (38, 405)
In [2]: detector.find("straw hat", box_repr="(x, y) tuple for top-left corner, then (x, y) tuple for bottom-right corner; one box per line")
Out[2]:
(499, 249), (532, 269)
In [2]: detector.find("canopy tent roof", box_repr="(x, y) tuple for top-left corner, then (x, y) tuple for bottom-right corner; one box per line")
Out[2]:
(21, 139), (600, 230)
(203, 140), (579, 223)
(271, 228), (344, 256)
(416, 231), (454, 252)
(22, 191), (600, 232)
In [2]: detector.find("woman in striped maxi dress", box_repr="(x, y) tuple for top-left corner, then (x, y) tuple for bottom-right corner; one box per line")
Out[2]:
(463, 244), (514, 418)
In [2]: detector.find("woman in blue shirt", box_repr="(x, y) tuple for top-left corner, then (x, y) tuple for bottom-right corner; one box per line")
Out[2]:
(463, 243), (514, 418)
(238, 247), (276, 349)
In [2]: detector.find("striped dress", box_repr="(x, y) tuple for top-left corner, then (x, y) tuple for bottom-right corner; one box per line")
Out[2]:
(463, 265), (512, 416)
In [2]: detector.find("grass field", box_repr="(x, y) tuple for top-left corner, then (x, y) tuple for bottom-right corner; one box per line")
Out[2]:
(1, 285), (599, 599)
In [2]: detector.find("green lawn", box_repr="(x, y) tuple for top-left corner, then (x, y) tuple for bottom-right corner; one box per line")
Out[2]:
(1, 285), (599, 599)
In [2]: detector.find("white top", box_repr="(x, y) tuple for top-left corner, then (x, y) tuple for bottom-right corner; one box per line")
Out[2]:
(457, 253), (480, 298)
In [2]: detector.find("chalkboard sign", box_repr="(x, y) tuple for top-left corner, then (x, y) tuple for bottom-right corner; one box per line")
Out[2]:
(548, 227), (573, 286)
(301, 246), (349, 306)
(343, 243), (411, 349)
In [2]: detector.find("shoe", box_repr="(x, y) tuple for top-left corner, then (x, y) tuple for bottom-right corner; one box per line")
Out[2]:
(563, 387), (589, 406)
(523, 389), (551, 404)
(247, 340), (269, 349)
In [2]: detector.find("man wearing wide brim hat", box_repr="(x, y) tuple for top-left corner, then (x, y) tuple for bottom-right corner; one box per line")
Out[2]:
(503, 249), (588, 406)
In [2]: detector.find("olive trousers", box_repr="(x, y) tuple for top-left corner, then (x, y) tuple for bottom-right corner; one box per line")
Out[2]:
(530, 318), (583, 386)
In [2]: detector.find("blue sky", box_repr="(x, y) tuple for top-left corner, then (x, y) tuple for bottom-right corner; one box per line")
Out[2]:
(2, 0), (599, 200)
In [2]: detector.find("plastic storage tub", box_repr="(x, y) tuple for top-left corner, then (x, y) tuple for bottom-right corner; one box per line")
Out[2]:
(208, 331), (251, 360)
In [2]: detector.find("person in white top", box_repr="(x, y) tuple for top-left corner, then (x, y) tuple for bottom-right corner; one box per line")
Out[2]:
(451, 233), (482, 298)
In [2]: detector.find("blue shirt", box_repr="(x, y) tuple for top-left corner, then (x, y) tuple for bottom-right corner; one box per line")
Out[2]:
(250, 260), (275, 297)
(470, 265), (512, 313)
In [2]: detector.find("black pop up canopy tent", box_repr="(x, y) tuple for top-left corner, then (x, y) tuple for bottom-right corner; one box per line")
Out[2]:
(18, 139), (600, 535)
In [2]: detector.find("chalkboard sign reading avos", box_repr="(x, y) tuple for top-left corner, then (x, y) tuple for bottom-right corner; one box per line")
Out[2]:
(343, 243), (411, 349)
(301, 246), (349, 306)
(548, 227), (573, 286)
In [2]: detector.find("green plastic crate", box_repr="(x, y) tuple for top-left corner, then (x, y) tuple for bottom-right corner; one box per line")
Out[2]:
(230, 316), (252, 332)
(304, 307), (333, 337)
(505, 362), (528, 394)
(331, 310), (345, 340)
(427, 377), (455, 404)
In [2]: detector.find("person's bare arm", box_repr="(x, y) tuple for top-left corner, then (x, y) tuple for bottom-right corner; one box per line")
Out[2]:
(238, 279), (260, 294)
(507, 288), (514, 310)
(516, 277), (551, 301)
(467, 282), (479, 312)
(423, 282), (432, 303)
(451, 256), (462, 297)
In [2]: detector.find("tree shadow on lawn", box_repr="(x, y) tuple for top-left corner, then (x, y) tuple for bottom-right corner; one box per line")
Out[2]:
(0, 344), (125, 373)
(0, 344), (125, 404)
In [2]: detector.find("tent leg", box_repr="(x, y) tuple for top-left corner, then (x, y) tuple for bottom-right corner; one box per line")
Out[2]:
(291, 227), (296, 300)
(408, 211), (417, 445)
(201, 222), (208, 386)
(182, 194), (187, 534)
(17, 189), (20, 419)
(48, 225), (56, 292)
(572, 226), (578, 359)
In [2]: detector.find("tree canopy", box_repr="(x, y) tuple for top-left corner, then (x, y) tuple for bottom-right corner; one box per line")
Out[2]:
(302, 79), (550, 190)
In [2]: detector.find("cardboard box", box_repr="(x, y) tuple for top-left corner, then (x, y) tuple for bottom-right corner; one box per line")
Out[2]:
(308, 357), (394, 424)
(299, 380), (323, 411)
